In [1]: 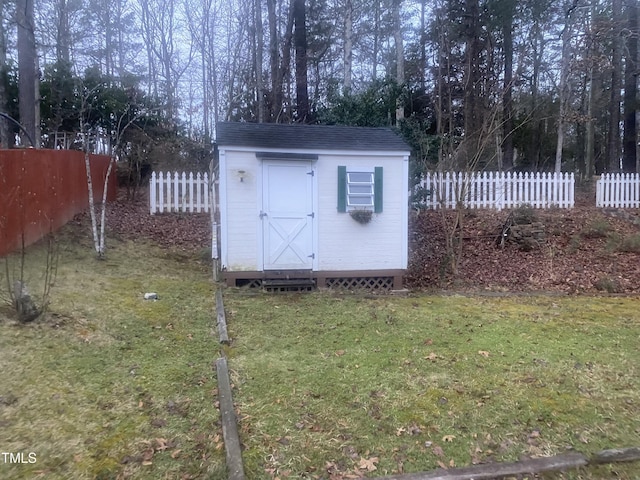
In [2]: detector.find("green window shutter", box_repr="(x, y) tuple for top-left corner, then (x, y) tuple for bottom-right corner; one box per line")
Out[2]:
(337, 165), (347, 212)
(374, 166), (383, 213)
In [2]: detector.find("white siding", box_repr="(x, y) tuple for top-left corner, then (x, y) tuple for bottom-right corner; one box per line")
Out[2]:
(221, 150), (261, 271)
(316, 153), (408, 271)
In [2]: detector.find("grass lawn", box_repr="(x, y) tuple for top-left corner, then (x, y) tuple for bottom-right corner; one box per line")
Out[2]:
(0, 226), (225, 479)
(225, 291), (640, 479)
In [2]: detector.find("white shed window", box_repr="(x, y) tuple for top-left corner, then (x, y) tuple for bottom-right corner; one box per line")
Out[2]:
(347, 171), (374, 207)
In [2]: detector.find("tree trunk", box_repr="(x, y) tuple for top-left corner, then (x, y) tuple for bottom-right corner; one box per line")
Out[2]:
(115, 0), (126, 78)
(343, 0), (353, 92)
(529, 12), (543, 171)
(463, 0), (482, 155)
(555, 6), (573, 174)
(255, 0), (265, 122)
(372, 0), (380, 81)
(419, 0), (427, 90)
(623, 0), (638, 173)
(0, 0), (10, 148)
(393, 0), (404, 122)
(55, 0), (71, 64)
(140, 2), (158, 99)
(16, 0), (39, 147)
(202, 0), (211, 141)
(293, 0), (309, 122)
(208, 13), (220, 127)
(273, 4), (294, 122)
(501, 0), (515, 171)
(584, 0), (598, 178)
(586, 67), (596, 178)
(608, 0), (623, 171)
(160, 1), (176, 121)
(267, 0), (280, 120)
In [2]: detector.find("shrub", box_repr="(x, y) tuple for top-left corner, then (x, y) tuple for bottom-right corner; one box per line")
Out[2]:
(618, 233), (640, 253)
(582, 219), (612, 239)
(511, 204), (537, 225)
(593, 276), (619, 293)
(568, 235), (581, 253)
(606, 232), (623, 253)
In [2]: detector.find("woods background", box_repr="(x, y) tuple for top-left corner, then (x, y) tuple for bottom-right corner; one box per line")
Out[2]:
(1, 0), (639, 182)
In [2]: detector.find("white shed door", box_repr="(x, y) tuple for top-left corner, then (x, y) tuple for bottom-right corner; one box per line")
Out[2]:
(262, 161), (313, 270)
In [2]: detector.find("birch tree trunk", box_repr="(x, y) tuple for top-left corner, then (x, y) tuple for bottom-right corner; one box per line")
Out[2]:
(83, 149), (101, 257)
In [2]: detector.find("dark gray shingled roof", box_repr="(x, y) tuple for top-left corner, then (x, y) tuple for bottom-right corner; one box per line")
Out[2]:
(216, 122), (411, 152)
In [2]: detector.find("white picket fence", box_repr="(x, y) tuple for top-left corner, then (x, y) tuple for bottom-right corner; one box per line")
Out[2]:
(418, 171), (575, 210)
(149, 171), (210, 214)
(596, 173), (640, 208)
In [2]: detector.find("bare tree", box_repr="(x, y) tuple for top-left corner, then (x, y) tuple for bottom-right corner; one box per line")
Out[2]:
(393, 0), (404, 122)
(80, 84), (148, 258)
(139, 0), (191, 121)
(343, 0), (353, 91)
(16, 0), (39, 147)
(254, 0), (265, 122)
(266, 0), (279, 117)
(293, 0), (309, 121)
(433, 106), (504, 276)
(372, 0), (381, 81)
(623, 0), (638, 173)
(583, 0), (599, 179)
(501, 0), (516, 171)
(54, 0), (71, 64)
(0, 0), (11, 148)
(607, 0), (623, 171)
(184, 0), (218, 139)
(3, 232), (57, 322)
(555, 2), (577, 174)
(463, 0), (483, 146)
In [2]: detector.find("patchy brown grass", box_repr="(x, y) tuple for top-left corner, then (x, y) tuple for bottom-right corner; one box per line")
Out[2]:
(0, 215), (224, 479)
(224, 291), (640, 479)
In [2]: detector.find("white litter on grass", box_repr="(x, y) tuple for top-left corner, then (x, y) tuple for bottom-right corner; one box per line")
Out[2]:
(144, 293), (159, 300)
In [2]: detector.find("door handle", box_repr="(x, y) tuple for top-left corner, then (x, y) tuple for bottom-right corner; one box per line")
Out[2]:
(259, 211), (268, 218)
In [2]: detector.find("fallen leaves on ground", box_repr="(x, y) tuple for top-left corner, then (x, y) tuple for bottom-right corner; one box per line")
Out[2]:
(357, 456), (379, 472)
(85, 189), (212, 253)
(406, 200), (640, 293)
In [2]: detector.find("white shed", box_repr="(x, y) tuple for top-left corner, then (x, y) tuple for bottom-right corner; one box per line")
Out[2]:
(215, 122), (411, 290)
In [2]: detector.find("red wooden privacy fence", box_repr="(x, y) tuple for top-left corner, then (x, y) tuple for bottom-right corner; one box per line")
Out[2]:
(0, 149), (117, 257)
